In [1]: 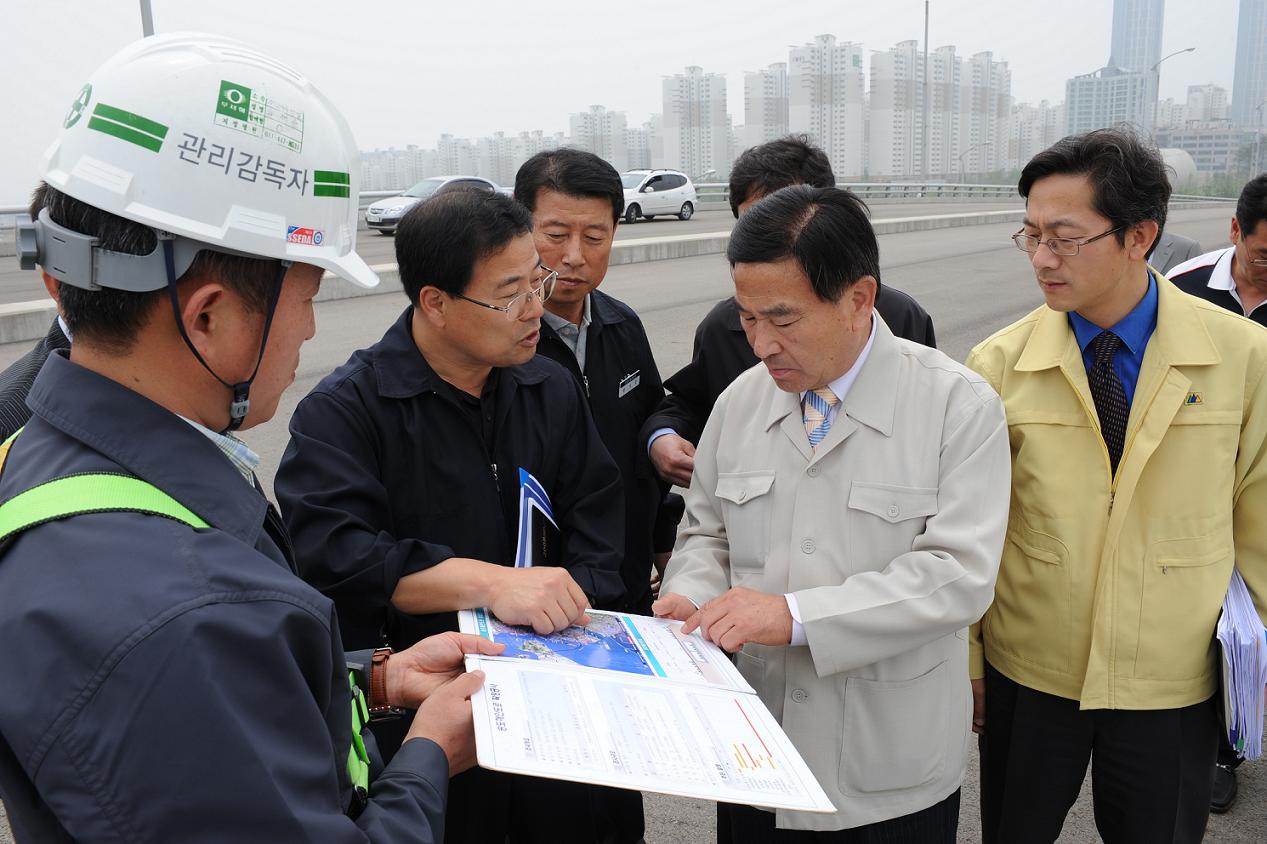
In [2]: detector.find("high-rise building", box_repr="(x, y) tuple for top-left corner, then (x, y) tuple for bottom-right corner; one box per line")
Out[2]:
(1065, 65), (1151, 135)
(625, 127), (651, 170)
(743, 62), (789, 149)
(516, 130), (564, 162)
(876, 41), (947, 177)
(436, 134), (478, 176)
(569, 105), (629, 172)
(1187, 84), (1229, 122)
(476, 132), (521, 187)
(1155, 97), (1188, 129)
(789, 35), (865, 178)
(1231, 0), (1267, 128)
(646, 114), (665, 169)
(959, 51), (1012, 175)
(868, 41), (1010, 179)
(662, 66), (732, 180)
(1110, 0), (1165, 72)
(1010, 100), (1065, 170)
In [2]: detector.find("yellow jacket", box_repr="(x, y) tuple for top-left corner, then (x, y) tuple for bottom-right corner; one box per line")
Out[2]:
(966, 271), (1267, 710)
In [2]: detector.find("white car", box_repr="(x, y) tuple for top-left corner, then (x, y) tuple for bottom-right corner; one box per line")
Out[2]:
(364, 175), (500, 235)
(620, 169), (698, 224)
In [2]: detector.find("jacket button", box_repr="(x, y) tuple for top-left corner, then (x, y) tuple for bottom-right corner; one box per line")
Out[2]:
(886, 504), (900, 519)
(791, 688), (808, 703)
(738, 489), (748, 502)
(807, 465), (820, 477)
(801, 538), (816, 554)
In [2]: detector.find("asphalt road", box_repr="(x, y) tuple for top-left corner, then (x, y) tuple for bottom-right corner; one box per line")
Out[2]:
(1, 204), (1261, 843)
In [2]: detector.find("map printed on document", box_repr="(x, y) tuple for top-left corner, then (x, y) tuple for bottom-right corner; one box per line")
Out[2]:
(459, 608), (836, 812)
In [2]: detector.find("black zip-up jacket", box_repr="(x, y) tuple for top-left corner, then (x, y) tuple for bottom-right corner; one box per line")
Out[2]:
(641, 286), (937, 446)
(276, 308), (625, 653)
(536, 289), (668, 614)
(0, 352), (449, 842)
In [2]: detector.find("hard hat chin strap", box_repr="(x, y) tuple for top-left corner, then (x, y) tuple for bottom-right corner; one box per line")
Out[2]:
(161, 239), (289, 433)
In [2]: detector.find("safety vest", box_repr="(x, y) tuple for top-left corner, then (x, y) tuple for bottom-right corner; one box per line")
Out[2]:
(0, 430), (372, 812)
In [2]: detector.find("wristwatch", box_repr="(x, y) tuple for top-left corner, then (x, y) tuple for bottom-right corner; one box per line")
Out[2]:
(367, 647), (406, 720)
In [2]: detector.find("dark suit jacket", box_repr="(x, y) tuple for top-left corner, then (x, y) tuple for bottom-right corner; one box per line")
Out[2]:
(0, 318), (70, 440)
(641, 285), (937, 446)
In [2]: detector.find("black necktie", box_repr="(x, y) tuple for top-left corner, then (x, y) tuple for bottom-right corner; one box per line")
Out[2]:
(1088, 331), (1129, 475)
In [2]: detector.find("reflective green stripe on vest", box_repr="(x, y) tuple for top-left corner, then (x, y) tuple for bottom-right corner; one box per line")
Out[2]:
(347, 672), (371, 795)
(0, 473), (210, 541)
(0, 427), (373, 807)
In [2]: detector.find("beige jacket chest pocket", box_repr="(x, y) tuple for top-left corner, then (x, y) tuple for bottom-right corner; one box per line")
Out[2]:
(846, 482), (939, 573)
(715, 471), (776, 571)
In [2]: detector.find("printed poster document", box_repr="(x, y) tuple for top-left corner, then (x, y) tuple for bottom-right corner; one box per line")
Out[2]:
(459, 608), (836, 813)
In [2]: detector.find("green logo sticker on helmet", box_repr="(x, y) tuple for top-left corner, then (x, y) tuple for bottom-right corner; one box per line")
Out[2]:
(64, 84), (92, 129)
(216, 80), (252, 121)
(214, 79), (305, 153)
(86, 103), (169, 152)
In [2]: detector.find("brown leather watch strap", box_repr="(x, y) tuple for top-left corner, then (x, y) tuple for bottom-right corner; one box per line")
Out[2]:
(369, 647), (396, 715)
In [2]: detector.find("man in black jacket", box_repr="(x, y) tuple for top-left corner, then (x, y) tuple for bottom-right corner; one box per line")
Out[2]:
(277, 189), (630, 843)
(515, 149), (674, 618)
(642, 137), (937, 487)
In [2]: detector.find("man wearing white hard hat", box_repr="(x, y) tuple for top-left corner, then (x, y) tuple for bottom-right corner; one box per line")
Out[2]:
(0, 33), (499, 841)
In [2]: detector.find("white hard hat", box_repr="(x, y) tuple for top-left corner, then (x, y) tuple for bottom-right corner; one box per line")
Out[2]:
(40, 31), (377, 289)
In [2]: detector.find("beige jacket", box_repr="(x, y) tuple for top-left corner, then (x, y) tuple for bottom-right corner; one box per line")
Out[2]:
(663, 318), (1011, 830)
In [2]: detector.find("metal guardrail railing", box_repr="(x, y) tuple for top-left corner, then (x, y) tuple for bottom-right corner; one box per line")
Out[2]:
(1172, 193), (1237, 202)
(0, 186), (1236, 221)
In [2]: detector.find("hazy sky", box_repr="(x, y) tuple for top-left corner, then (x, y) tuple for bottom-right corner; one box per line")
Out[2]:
(0, 0), (1240, 201)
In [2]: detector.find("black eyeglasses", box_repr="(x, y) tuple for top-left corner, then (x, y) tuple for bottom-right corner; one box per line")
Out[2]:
(1012, 227), (1122, 257)
(454, 267), (558, 319)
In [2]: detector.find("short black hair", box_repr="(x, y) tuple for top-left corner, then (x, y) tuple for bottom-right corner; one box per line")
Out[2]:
(514, 148), (624, 225)
(32, 183), (281, 353)
(728, 135), (836, 219)
(1236, 173), (1267, 236)
(1019, 128), (1170, 253)
(395, 189), (533, 303)
(727, 185), (879, 304)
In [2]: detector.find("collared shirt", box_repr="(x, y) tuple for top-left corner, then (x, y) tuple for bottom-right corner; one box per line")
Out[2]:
(787, 314), (877, 646)
(1200, 247), (1266, 318)
(1068, 272), (1158, 406)
(181, 416), (261, 484)
(541, 295), (592, 371)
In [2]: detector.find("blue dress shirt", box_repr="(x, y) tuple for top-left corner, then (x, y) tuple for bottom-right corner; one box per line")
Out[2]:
(1068, 272), (1158, 406)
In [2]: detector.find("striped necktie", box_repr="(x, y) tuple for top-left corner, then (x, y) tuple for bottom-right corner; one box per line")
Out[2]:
(803, 387), (840, 449)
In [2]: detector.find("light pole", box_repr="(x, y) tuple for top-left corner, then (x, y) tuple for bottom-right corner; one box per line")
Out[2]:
(1255, 101), (1266, 176)
(139, 0), (154, 36)
(958, 144), (978, 184)
(922, 1), (930, 182)
(1148, 46), (1195, 137)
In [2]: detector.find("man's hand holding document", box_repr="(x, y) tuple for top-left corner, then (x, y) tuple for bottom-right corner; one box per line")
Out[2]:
(1218, 569), (1267, 760)
(458, 608), (835, 812)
